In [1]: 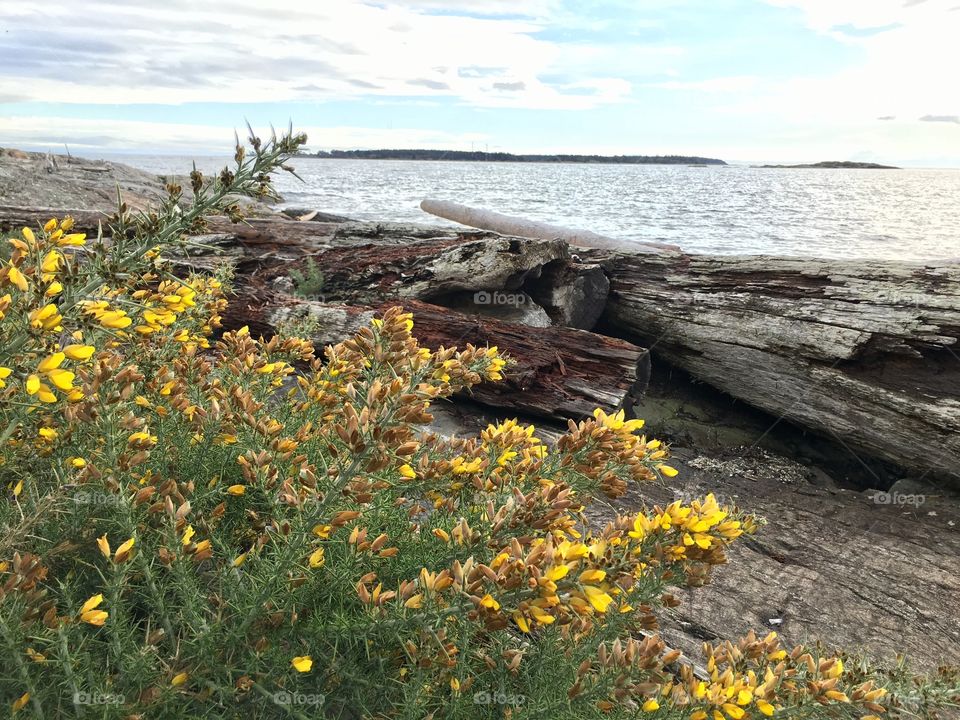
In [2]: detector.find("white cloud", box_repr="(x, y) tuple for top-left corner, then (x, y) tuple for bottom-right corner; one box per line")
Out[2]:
(735, 1), (960, 129)
(0, 0), (630, 110)
(764, 0), (946, 31)
(0, 116), (491, 153)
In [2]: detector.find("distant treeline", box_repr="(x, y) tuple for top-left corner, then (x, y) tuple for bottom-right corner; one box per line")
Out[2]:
(307, 149), (727, 165)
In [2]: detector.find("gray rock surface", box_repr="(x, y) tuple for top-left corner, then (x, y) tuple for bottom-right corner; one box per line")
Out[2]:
(592, 445), (960, 674)
(0, 147), (163, 210)
(527, 260), (610, 330)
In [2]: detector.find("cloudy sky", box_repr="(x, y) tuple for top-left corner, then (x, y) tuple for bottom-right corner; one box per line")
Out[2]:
(1, 0), (959, 165)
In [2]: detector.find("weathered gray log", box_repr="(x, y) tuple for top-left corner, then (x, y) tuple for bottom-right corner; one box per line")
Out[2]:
(297, 226), (569, 304)
(246, 297), (650, 421)
(420, 198), (678, 252)
(588, 250), (960, 485)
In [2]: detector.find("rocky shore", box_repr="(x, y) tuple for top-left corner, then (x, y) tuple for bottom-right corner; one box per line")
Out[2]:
(2, 148), (958, 673)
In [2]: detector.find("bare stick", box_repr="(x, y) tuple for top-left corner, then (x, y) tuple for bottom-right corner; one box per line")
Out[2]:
(420, 199), (679, 253)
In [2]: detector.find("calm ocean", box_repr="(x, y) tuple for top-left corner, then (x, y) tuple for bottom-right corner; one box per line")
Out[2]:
(103, 155), (960, 262)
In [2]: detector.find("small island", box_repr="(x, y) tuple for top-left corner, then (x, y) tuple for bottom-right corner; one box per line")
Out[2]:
(306, 148), (727, 165)
(757, 160), (899, 169)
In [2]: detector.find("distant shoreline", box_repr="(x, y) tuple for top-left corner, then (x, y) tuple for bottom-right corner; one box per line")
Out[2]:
(755, 160), (899, 169)
(302, 148), (727, 166)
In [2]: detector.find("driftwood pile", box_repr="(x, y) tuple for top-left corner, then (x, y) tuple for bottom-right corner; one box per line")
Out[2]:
(2, 204), (958, 486)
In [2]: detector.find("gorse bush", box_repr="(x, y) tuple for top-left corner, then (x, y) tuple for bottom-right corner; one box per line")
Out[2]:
(0, 130), (957, 719)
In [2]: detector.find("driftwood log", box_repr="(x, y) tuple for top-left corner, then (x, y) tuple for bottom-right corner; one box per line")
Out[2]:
(585, 251), (960, 485)
(229, 295), (649, 421)
(420, 198), (678, 252)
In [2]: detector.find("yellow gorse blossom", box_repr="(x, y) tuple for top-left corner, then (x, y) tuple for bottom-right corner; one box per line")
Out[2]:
(291, 656), (313, 673)
(79, 594), (108, 626)
(171, 672), (189, 687)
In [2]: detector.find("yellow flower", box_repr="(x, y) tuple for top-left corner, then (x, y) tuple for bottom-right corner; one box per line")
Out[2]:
(432, 528), (450, 543)
(545, 565), (569, 582)
(404, 594), (423, 609)
(308, 547), (325, 568)
(44, 218), (58, 232)
(58, 232), (87, 246)
(232, 553), (247, 567)
(642, 698), (660, 712)
(37, 353), (63, 374)
(11, 693), (30, 713)
(21, 227), (35, 244)
(529, 606), (555, 625)
(6, 265), (28, 292)
(80, 593), (104, 614)
(722, 703), (746, 719)
(0, 366), (10, 388)
(755, 700), (775, 716)
(79, 593), (108, 625)
(64, 344), (95, 361)
(96, 310), (133, 329)
(41, 250), (62, 274)
(479, 594), (500, 611)
(291, 656), (313, 673)
(38, 427), (58, 441)
(181, 525), (195, 546)
(171, 672), (189, 687)
(579, 568), (606, 583)
(592, 408), (645, 433)
(70, 457), (86, 468)
(31, 305), (64, 332)
(46, 368), (75, 391)
(657, 464), (679, 477)
(513, 612), (531, 633)
(582, 585), (613, 613)
(227, 484), (246, 496)
(398, 463), (417, 480)
(114, 537), (135, 563)
(97, 534), (111, 559)
(450, 677), (460, 693)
